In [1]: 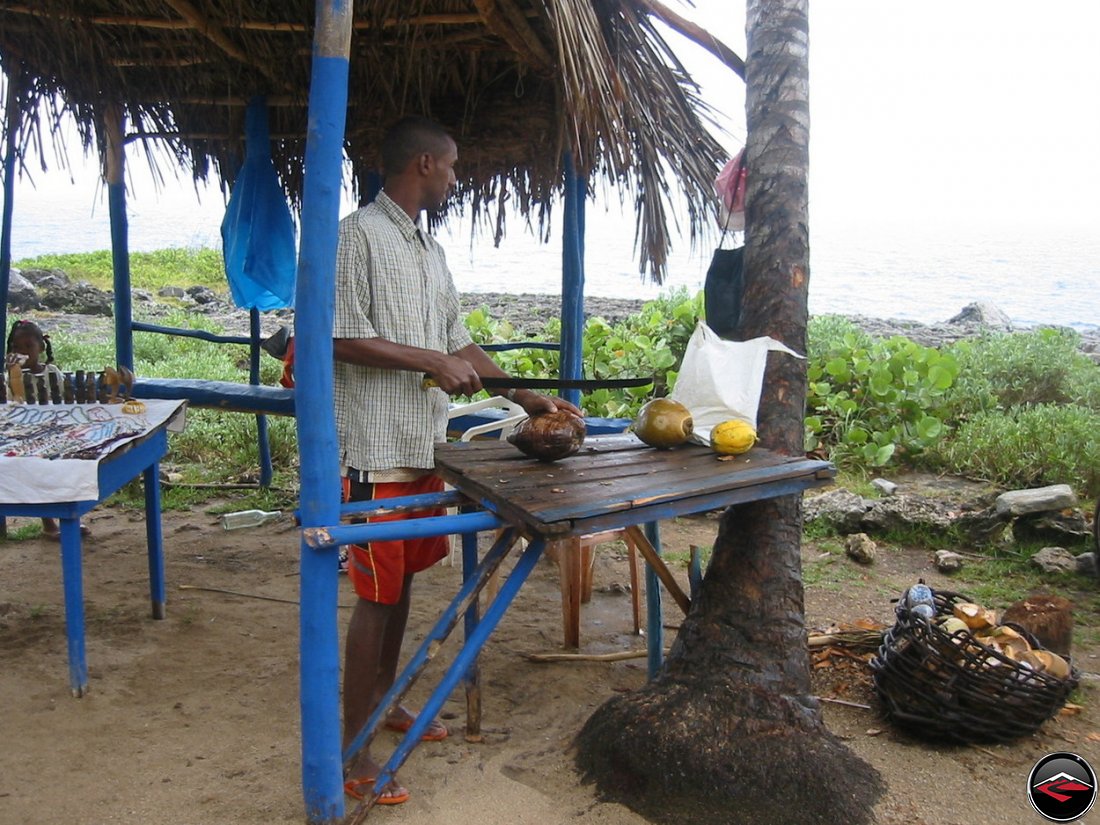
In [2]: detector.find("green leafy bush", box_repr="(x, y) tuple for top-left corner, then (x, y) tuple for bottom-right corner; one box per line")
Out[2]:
(804, 325), (959, 468)
(934, 403), (1100, 497)
(463, 288), (702, 419)
(943, 327), (1100, 416)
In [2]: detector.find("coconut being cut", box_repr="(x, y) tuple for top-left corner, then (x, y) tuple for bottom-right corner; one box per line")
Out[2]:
(507, 409), (586, 461)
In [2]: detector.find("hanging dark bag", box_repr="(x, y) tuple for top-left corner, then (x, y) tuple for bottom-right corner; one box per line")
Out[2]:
(704, 245), (744, 340)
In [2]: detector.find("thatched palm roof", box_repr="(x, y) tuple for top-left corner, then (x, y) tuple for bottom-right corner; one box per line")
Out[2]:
(0, 0), (741, 281)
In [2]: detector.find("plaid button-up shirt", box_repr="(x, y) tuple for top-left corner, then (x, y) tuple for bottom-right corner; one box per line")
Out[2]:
(332, 191), (473, 475)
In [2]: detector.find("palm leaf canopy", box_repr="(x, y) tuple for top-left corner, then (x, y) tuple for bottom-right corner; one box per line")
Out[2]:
(0, 0), (740, 281)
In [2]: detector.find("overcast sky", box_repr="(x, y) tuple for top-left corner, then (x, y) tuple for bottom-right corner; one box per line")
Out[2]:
(686, 0), (1100, 233)
(8, 1), (1100, 246)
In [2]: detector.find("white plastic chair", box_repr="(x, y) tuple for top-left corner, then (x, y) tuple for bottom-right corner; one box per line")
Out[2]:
(446, 394), (528, 441)
(443, 395), (529, 565)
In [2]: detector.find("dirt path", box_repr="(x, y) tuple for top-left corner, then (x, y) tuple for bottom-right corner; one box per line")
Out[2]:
(0, 499), (1096, 825)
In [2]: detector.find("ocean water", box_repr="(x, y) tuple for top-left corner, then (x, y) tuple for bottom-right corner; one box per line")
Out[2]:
(6, 181), (1098, 332)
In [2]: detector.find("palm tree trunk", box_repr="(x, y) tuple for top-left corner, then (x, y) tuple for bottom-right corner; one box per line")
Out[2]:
(574, 2), (884, 822)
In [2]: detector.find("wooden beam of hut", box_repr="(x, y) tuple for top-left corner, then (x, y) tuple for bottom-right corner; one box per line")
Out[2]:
(161, 0), (290, 91)
(1, 8), (492, 33)
(473, 0), (554, 73)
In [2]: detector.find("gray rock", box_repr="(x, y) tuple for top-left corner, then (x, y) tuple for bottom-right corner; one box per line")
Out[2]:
(1076, 551), (1097, 577)
(186, 285), (217, 305)
(1029, 546), (1078, 574)
(5, 269), (41, 311)
(845, 533), (876, 564)
(934, 549), (964, 573)
(158, 286), (186, 298)
(871, 477), (898, 496)
(40, 282), (113, 316)
(995, 484), (1077, 518)
(860, 495), (953, 534)
(803, 489), (870, 534)
(952, 505), (1009, 546)
(19, 267), (71, 289)
(1013, 509), (1091, 545)
(947, 301), (1014, 330)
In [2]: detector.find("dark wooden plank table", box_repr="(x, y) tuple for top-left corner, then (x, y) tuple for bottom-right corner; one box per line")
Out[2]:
(435, 433), (836, 538)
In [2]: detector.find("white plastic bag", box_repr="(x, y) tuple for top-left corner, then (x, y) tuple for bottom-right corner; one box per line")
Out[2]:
(669, 322), (803, 445)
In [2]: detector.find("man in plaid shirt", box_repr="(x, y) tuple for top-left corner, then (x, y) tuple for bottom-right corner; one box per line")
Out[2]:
(334, 116), (579, 804)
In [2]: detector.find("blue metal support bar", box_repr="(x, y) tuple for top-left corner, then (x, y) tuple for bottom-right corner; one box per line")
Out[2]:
(249, 307), (273, 487)
(461, 514), (483, 741)
(105, 105), (135, 371)
(643, 521), (664, 678)
(0, 63), (19, 357)
(304, 511), (502, 550)
(349, 535), (546, 824)
(0, 66), (17, 538)
(295, 2), (353, 822)
(560, 152), (587, 408)
(341, 526), (517, 772)
(338, 488), (467, 518)
(130, 321), (255, 345)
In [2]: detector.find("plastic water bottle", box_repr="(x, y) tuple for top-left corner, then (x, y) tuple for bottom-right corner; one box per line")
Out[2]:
(221, 509), (282, 530)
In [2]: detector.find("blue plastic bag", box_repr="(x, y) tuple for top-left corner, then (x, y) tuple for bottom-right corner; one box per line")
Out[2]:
(221, 97), (297, 310)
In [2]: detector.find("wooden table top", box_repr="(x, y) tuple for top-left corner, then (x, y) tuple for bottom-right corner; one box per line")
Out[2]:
(434, 433), (835, 539)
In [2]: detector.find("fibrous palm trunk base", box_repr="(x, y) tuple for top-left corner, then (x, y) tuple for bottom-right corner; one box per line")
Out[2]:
(575, 677), (884, 824)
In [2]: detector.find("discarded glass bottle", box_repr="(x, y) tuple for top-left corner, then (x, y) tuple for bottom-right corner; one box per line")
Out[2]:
(221, 509), (282, 531)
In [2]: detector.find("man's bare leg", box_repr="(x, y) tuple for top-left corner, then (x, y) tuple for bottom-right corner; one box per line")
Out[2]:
(342, 575), (416, 800)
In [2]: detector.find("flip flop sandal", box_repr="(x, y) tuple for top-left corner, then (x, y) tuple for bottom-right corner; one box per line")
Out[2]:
(384, 709), (449, 741)
(343, 776), (410, 806)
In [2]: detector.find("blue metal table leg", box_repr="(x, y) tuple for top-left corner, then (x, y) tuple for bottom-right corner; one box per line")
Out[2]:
(143, 462), (166, 620)
(461, 526), (482, 741)
(643, 521), (663, 679)
(58, 516), (87, 696)
(343, 527), (519, 765)
(368, 537), (547, 803)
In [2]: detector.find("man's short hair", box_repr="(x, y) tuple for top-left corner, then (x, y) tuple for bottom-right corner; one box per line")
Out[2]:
(381, 116), (453, 176)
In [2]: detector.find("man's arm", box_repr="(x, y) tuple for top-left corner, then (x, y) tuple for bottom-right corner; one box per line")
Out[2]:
(333, 337), (482, 396)
(453, 343), (582, 417)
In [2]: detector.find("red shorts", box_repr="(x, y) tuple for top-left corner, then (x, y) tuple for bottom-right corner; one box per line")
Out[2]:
(342, 473), (449, 605)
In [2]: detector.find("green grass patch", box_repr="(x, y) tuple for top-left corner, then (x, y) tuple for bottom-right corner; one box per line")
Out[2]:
(15, 248), (228, 295)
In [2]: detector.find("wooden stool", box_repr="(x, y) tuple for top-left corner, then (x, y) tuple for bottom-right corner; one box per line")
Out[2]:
(550, 529), (641, 648)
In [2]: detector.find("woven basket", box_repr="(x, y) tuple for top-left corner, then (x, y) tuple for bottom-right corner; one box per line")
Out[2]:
(870, 589), (1078, 744)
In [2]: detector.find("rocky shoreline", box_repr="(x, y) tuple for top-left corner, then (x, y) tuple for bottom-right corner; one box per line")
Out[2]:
(6, 266), (1099, 359)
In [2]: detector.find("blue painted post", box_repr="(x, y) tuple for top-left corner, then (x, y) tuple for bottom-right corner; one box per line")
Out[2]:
(644, 521), (664, 678)
(104, 105), (134, 370)
(560, 153), (586, 408)
(0, 67), (18, 538)
(143, 462), (166, 620)
(0, 64), (19, 356)
(295, 3), (353, 823)
(59, 516), (88, 696)
(248, 307), (273, 487)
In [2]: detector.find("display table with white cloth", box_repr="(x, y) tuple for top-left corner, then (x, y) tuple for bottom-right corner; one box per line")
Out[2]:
(0, 399), (187, 695)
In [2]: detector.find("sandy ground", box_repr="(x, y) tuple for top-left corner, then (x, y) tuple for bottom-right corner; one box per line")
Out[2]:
(1, 491), (1097, 825)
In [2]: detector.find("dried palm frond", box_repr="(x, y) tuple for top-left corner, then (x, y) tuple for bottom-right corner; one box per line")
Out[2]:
(0, 0), (740, 283)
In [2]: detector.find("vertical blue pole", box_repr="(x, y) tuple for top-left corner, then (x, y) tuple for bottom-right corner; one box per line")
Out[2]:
(249, 307), (273, 487)
(105, 105), (134, 370)
(1, 65), (19, 355)
(644, 521), (664, 678)
(296, 3), (352, 823)
(0, 68), (17, 538)
(560, 153), (586, 409)
(143, 460), (167, 619)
